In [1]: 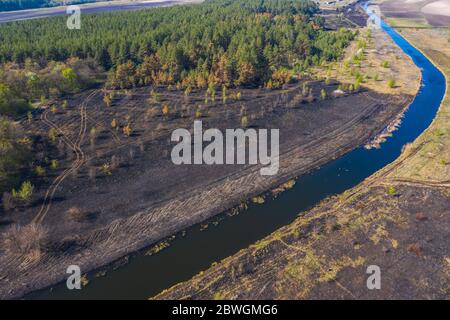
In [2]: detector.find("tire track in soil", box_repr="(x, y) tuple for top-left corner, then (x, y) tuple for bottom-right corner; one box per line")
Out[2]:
(32, 90), (98, 225)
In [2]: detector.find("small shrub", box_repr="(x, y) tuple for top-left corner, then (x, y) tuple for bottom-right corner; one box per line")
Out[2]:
(195, 107), (202, 119)
(162, 104), (170, 116)
(1, 224), (47, 257)
(67, 207), (89, 222)
(90, 127), (97, 139)
(103, 94), (112, 107)
(50, 159), (58, 170)
(407, 243), (422, 256)
(12, 181), (34, 202)
(381, 61), (390, 68)
(241, 115), (248, 127)
(387, 186), (397, 196)
(387, 79), (396, 88)
(184, 86), (192, 96)
(150, 89), (160, 102)
(35, 165), (46, 176)
(354, 79), (362, 91)
(123, 124), (132, 137)
(111, 118), (118, 129)
(48, 128), (58, 142)
(27, 111), (33, 124)
(349, 84), (354, 92)
(101, 163), (112, 175)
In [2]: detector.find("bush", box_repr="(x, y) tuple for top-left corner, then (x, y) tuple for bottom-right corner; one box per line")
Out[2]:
(50, 159), (58, 170)
(241, 115), (248, 127)
(162, 104), (170, 116)
(12, 181), (34, 202)
(48, 128), (58, 142)
(35, 165), (45, 176)
(387, 79), (396, 88)
(123, 124), (132, 137)
(387, 186), (397, 196)
(1, 224), (47, 258)
(103, 94), (112, 107)
(67, 207), (89, 222)
(111, 118), (118, 129)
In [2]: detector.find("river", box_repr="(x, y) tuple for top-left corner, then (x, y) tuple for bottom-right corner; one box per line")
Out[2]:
(28, 3), (447, 300)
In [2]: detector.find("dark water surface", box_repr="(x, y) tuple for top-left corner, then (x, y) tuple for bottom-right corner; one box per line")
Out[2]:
(28, 7), (446, 300)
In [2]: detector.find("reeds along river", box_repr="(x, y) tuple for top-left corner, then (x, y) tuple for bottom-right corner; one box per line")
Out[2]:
(29, 6), (447, 300)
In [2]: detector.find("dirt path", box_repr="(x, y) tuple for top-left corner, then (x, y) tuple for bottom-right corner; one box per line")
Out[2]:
(33, 90), (97, 224)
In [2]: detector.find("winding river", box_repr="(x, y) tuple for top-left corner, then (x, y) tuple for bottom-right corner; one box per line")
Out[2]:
(29, 4), (446, 299)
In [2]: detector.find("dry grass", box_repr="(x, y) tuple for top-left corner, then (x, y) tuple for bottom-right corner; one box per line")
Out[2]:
(67, 207), (89, 222)
(1, 224), (47, 258)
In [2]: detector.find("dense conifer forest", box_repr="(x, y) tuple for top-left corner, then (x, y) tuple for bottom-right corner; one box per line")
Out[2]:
(0, 0), (355, 89)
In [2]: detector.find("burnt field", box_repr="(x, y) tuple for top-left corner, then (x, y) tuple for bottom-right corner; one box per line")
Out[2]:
(155, 183), (450, 300)
(0, 77), (414, 298)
